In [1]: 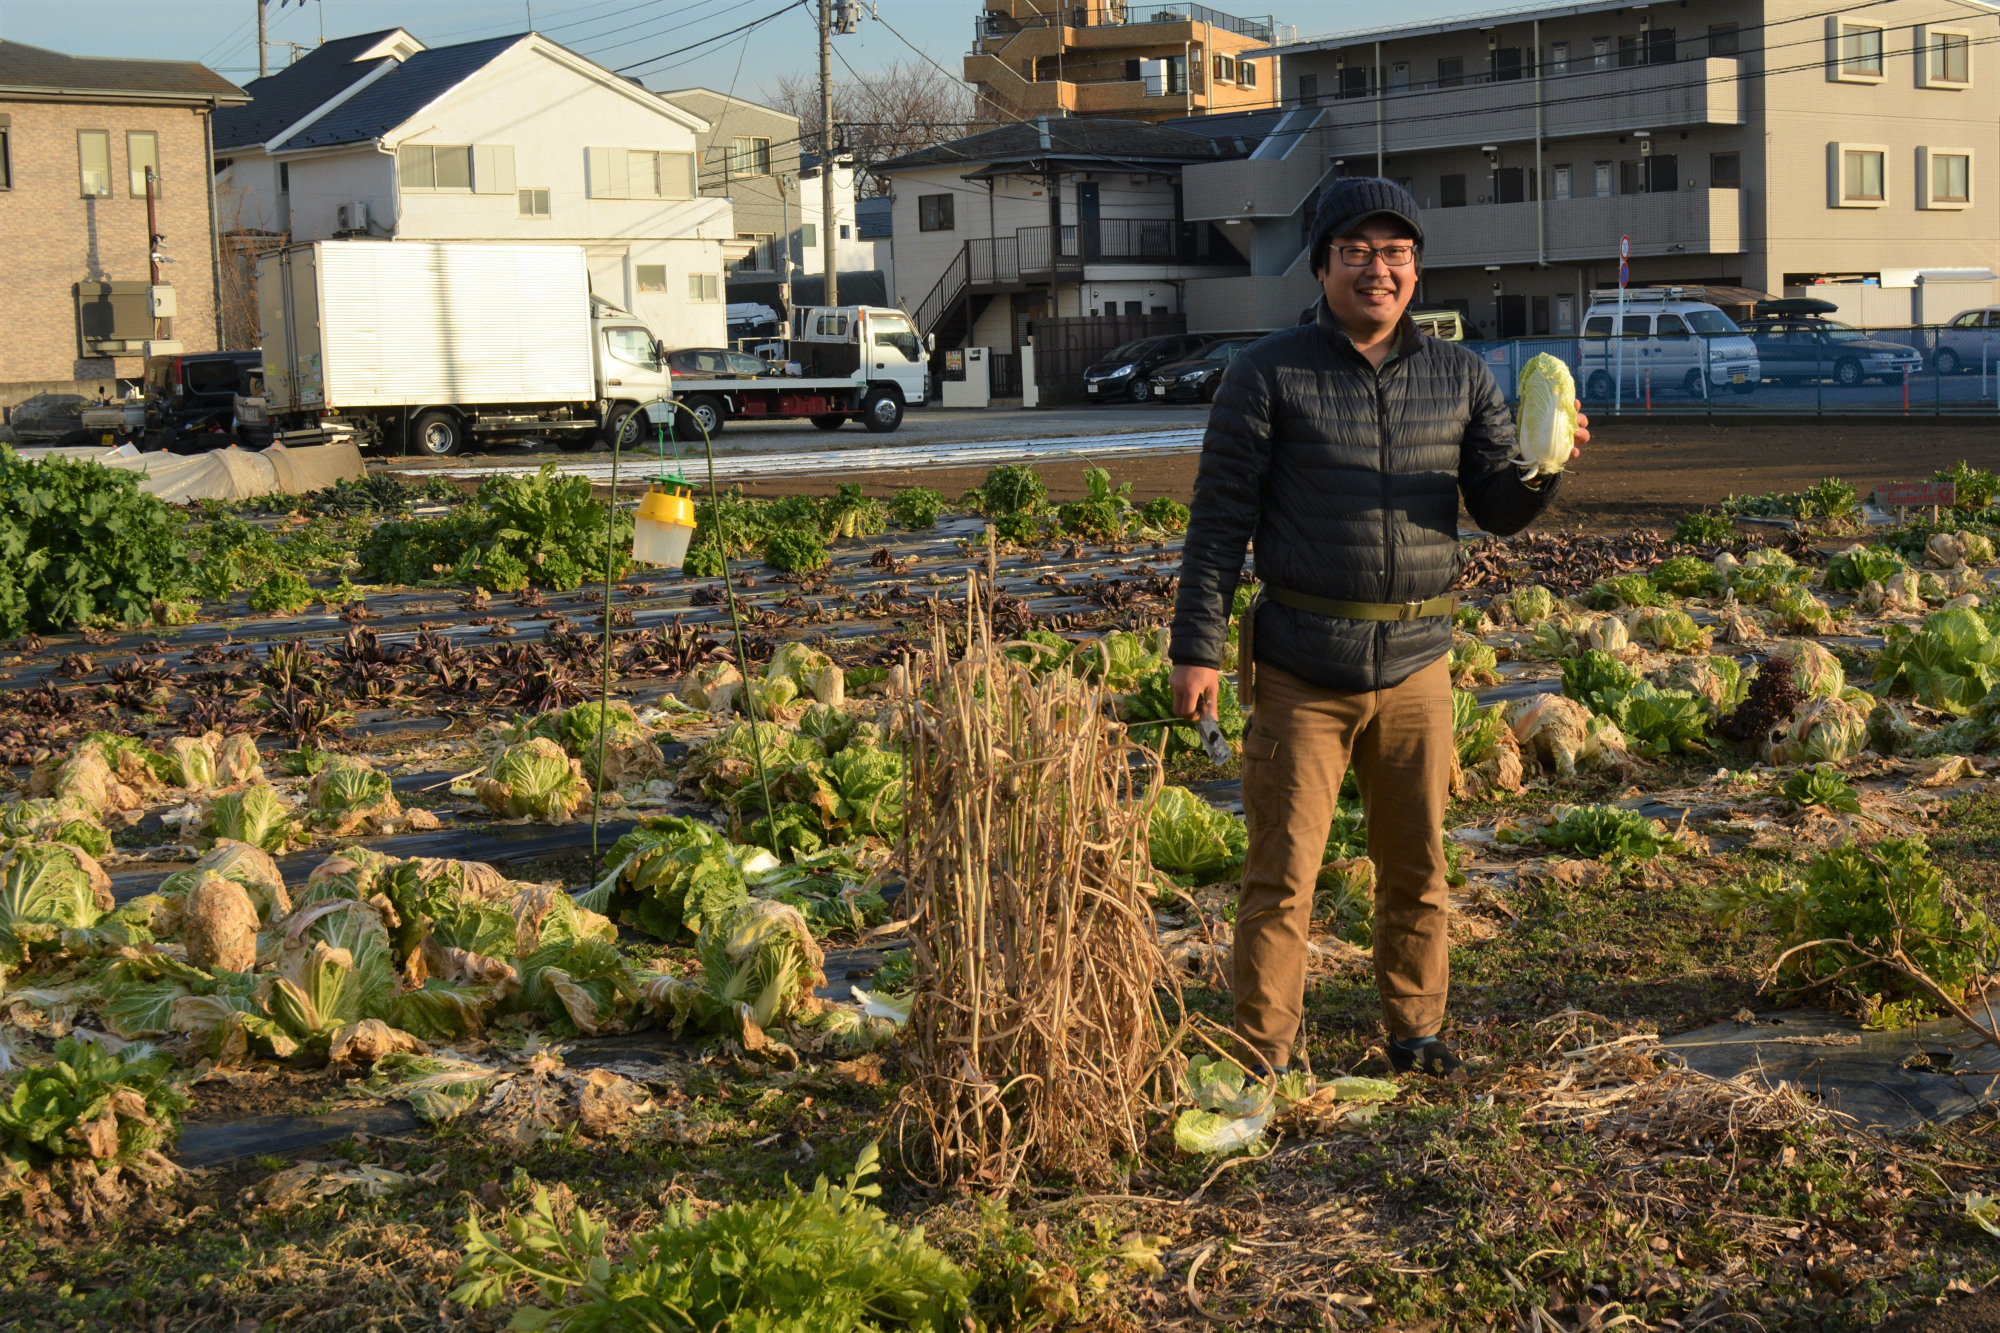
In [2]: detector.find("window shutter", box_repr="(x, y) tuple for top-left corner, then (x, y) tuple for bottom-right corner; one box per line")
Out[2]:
(587, 146), (628, 199)
(661, 152), (694, 199)
(629, 150), (658, 198)
(473, 145), (516, 194)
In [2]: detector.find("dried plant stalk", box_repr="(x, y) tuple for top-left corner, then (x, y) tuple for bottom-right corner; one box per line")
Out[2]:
(894, 572), (1178, 1193)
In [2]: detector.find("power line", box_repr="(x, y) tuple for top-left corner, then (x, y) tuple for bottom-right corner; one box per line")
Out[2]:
(613, 1), (808, 75)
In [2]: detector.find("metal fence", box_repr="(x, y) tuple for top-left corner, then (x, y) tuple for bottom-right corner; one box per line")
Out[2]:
(1466, 324), (2000, 415)
(1029, 314), (1187, 399)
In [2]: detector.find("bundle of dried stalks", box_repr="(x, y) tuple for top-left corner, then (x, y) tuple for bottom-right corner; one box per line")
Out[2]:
(1503, 1019), (1840, 1144)
(894, 572), (1178, 1193)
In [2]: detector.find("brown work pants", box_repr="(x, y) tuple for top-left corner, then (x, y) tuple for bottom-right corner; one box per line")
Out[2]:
(1233, 657), (1455, 1068)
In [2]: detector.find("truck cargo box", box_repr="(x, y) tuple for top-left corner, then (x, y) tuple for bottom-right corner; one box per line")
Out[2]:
(258, 242), (596, 414)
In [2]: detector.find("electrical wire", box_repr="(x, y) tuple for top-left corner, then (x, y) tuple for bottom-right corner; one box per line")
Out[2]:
(614, 1), (809, 75)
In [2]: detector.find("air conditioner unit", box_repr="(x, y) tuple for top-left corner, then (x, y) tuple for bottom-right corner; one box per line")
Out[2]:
(336, 200), (370, 232)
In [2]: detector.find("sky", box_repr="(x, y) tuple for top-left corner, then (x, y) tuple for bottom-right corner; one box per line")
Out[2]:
(0, 0), (1396, 103)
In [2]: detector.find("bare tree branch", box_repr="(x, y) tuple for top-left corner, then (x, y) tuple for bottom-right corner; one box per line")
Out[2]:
(767, 60), (973, 196)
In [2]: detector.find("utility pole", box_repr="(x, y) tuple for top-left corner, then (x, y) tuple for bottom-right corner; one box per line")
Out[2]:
(257, 0), (269, 78)
(819, 0), (837, 308)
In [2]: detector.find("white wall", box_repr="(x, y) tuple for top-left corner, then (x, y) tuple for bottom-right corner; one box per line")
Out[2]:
(794, 162), (872, 274)
(274, 39), (735, 348)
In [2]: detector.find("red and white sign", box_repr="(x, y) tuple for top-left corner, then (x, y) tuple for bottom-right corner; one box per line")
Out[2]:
(1876, 481), (1957, 507)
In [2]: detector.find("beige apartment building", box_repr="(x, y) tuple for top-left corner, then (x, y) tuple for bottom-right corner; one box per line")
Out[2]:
(0, 43), (246, 404)
(1180, 0), (2000, 337)
(968, 0), (1285, 125)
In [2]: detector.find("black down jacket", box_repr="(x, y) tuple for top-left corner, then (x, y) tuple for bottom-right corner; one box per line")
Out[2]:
(1170, 302), (1560, 694)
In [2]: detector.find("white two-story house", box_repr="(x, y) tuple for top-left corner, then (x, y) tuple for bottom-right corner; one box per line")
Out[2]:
(213, 29), (734, 348)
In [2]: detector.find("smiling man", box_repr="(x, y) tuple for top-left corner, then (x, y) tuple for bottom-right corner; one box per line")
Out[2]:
(1169, 177), (1584, 1081)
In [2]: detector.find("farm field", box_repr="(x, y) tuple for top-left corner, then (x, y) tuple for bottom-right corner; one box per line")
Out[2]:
(1, 438), (2000, 1332)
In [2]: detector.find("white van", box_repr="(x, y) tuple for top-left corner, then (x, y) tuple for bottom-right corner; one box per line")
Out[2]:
(1580, 288), (1759, 399)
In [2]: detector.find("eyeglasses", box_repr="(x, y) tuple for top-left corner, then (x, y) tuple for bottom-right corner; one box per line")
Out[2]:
(1335, 243), (1417, 267)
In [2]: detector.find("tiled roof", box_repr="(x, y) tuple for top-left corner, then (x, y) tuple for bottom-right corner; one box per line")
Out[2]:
(0, 40), (246, 103)
(274, 34), (523, 151)
(214, 29), (409, 151)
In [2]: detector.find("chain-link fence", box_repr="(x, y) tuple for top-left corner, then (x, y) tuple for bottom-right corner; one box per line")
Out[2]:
(1466, 324), (2000, 415)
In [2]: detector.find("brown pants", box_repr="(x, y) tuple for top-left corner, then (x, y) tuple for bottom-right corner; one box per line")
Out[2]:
(1233, 657), (1455, 1067)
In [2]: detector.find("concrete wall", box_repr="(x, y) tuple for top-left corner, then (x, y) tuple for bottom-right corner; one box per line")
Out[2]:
(0, 98), (222, 387)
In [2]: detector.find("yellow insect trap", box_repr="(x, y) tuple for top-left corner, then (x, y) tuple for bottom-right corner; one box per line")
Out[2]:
(632, 482), (697, 568)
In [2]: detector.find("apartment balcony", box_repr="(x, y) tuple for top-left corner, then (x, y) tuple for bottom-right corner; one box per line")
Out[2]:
(967, 52), (1228, 118)
(1422, 188), (1744, 268)
(1183, 58), (1741, 223)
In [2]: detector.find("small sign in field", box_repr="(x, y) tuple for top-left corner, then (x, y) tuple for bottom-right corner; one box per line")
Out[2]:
(1875, 482), (1957, 507)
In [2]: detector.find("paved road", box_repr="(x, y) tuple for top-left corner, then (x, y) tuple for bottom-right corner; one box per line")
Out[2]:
(382, 401), (1213, 480)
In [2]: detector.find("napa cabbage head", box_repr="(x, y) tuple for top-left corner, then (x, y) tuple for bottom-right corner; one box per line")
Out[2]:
(1513, 353), (1577, 481)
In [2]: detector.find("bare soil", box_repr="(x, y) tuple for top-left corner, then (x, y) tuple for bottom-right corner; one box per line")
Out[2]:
(721, 416), (1999, 535)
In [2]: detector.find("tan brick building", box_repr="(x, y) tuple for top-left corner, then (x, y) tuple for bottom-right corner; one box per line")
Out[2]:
(0, 42), (246, 406)
(967, 0), (1284, 125)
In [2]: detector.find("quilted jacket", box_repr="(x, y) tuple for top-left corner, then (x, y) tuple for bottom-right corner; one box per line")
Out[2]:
(1170, 300), (1560, 693)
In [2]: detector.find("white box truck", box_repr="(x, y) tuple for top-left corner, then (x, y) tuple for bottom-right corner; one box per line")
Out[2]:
(257, 240), (673, 456)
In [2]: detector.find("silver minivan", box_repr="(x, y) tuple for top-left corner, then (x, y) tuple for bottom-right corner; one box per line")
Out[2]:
(1934, 307), (2000, 375)
(1579, 290), (1760, 399)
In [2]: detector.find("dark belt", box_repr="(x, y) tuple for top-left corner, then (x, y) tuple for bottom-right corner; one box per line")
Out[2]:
(1263, 583), (1457, 622)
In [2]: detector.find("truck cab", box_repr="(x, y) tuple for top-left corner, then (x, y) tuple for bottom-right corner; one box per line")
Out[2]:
(591, 298), (676, 448)
(667, 305), (929, 435)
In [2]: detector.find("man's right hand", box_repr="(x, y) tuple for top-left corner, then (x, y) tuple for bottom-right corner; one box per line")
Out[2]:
(1170, 664), (1221, 721)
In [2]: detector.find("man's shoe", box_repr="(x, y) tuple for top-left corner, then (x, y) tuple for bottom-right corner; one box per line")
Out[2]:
(1387, 1038), (1468, 1083)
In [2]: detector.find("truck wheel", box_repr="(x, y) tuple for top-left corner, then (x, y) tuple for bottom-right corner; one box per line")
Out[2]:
(861, 388), (904, 433)
(557, 434), (595, 453)
(412, 410), (465, 458)
(810, 414), (846, 431)
(604, 401), (644, 449)
(684, 395), (726, 437)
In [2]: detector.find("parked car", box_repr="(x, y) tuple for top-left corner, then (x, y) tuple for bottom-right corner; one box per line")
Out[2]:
(5, 392), (88, 443)
(142, 349), (264, 447)
(1580, 291), (1760, 398)
(1147, 337), (1261, 402)
(1082, 334), (1211, 402)
(1742, 303), (1922, 385)
(666, 348), (774, 381)
(1932, 307), (2000, 375)
(1412, 308), (1466, 341)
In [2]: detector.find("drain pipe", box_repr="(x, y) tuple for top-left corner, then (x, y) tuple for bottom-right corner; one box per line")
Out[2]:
(1534, 19), (1546, 269)
(1374, 40), (1384, 176)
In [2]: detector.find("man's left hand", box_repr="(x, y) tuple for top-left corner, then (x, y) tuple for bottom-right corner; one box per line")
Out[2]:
(1570, 399), (1588, 464)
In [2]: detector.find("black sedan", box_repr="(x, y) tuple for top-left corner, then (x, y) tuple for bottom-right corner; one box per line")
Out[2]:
(1744, 318), (1922, 386)
(1081, 334), (1211, 402)
(666, 348), (773, 380)
(1147, 337), (1260, 402)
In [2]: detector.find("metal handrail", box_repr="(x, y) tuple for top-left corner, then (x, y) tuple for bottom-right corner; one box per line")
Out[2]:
(913, 246), (969, 338)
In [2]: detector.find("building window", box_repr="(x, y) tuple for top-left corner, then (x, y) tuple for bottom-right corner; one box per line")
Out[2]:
(78, 130), (111, 198)
(636, 265), (668, 292)
(1832, 20), (1884, 80)
(800, 221), (819, 249)
(1239, 59), (1256, 88)
(1836, 144), (1886, 204)
(1590, 37), (1610, 70)
(1439, 173), (1466, 208)
(839, 223), (850, 239)
(917, 193), (954, 231)
(1298, 73), (1318, 103)
(1213, 54), (1234, 83)
(1921, 28), (1971, 86)
(730, 136), (771, 175)
(518, 187), (551, 217)
(1552, 164), (1572, 199)
(279, 162), (289, 192)
(1593, 161), (1613, 196)
(399, 143), (474, 191)
(1620, 160), (1643, 194)
(127, 131), (159, 197)
(1550, 42), (1569, 74)
(1709, 23), (1740, 56)
(1922, 148), (1972, 207)
(688, 272), (720, 302)
(1711, 152), (1741, 188)
(1437, 56), (1463, 87)
(735, 232), (774, 270)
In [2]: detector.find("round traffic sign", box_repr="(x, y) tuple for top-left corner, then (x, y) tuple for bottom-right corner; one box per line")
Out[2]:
(1620, 234), (1630, 259)
(1618, 260), (1629, 287)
